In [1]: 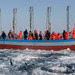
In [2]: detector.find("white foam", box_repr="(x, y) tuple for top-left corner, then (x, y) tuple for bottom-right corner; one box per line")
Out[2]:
(51, 66), (67, 72)
(59, 54), (75, 64)
(13, 54), (25, 62)
(0, 63), (6, 68)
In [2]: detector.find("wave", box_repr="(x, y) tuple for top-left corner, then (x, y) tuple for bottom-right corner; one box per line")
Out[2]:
(0, 49), (75, 75)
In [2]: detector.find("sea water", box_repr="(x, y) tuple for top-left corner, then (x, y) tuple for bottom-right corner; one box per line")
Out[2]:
(0, 48), (75, 75)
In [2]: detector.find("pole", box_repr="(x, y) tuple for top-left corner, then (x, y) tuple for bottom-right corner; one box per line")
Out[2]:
(67, 6), (70, 32)
(13, 8), (17, 39)
(47, 7), (51, 33)
(29, 7), (33, 32)
(0, 8), (1, 34)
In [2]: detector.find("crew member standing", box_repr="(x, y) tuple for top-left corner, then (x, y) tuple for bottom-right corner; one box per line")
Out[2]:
(39, 31), (43, 40)
(33, 30), (38, 40)
(46, 30), (50, 40)
(72, 27), (75, 39)
(23, 29), (28, 40)
(63, 30), (66, 40)
(1, 31), (6, 39)
(28, 31), (33, 40)
(57, 33), (62, 40)
(19, 31), (22, 40)
(51, 32), (56, 40)
(65, 31), (71, 40)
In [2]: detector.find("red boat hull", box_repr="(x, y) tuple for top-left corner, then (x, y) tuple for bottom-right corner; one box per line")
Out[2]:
(0, 44), (75, 51)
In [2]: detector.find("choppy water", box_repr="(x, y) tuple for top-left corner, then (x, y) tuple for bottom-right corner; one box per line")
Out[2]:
(0, 48), (75, 75)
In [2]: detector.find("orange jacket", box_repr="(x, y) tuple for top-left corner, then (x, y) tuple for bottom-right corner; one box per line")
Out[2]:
(44, 31), (47, 38)
(35, 30), (38, 34)
(65, 32), (69, 40)
(72, 28), (75, 39)
(9, 37), (13, 39)
(51, 32), (56, 40)
(57, 33), (62, 40)
(51, 34), (56, 40)
(19, 31), (22, 40)
(54, 32), (56, 36)
(29, 35), (33, 40)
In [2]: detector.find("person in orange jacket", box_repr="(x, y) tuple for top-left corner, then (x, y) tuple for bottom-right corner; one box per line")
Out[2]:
(33, 30), (38, 40)
(44, 30), (47, 39)
(51, 32), (56, 40)
(57, 33), (62, 40)
(72, 27), (75, 39)
(28, 31), (33, 40)
(19, 31), (22, 40)
(29, 35), (33, 40)
(65, 32), (70, 40)
(9, 34), (13, 39)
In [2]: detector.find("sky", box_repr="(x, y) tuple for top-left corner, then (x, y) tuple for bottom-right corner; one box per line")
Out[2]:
(0, 0), (75, 34)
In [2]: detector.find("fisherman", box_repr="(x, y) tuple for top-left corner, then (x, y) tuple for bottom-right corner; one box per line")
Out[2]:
(57, 33), (62, 40)
(51, 32), (56, 40)
(8, 30), (14, 39)
(39, 31), (43, 40)
(9, 34), (13, 39)
(11, 32), (14, 38)
(1, 31), (6, 39)
(63, 30), (66, 40)
(65, 31), (71, 40)
(29, 31), (33, 38)
(8, 30), (12, 37)
(72, 27), (75, 39)
(23, 29), (28, 40)
(14, 33), (18, 39)
(19, 30), (22, 40)
(45, 30), (50, 40)
(28, 31), (33, 40)
(65, 32), (69, 40)
(44, 30), (47, 39)
(33, 30), (38, 40)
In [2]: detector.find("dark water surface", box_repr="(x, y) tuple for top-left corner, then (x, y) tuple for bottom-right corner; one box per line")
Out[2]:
(0, 48), (75, 75)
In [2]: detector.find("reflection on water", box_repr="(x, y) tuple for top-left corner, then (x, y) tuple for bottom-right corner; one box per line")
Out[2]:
(0, 49), (75, 75)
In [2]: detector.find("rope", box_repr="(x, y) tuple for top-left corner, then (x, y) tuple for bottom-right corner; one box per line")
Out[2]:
(69, 13), (75, 26)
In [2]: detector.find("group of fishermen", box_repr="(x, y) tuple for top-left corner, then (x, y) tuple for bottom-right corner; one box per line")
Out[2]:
(1, 27), (75, 40)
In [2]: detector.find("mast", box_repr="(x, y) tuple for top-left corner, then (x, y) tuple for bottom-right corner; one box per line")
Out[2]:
(13, 8), (17, 39)
(0, 8), (1, 34)
(29, 6), (33, 32)
(47, 7), (51, 33)
(67, 6), (70, 32)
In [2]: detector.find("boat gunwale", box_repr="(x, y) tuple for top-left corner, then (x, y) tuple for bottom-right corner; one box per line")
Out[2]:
(0, 39), (74, 43)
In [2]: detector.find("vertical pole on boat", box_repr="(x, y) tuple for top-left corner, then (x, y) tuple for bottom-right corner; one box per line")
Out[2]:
(47, 7), (51, 33)
(13, 8), (17, 39)
(67, 6), (70, 32)
(0, 8), (1, 34)
(29, 6), (33, 33)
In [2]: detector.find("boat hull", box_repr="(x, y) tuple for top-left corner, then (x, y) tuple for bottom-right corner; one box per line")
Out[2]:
(0, 44), (75, 51)
(0, 39), (75, 51)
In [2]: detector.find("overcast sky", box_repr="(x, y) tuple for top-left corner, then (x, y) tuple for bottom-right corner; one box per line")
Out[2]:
(0, 0), (75, 34)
